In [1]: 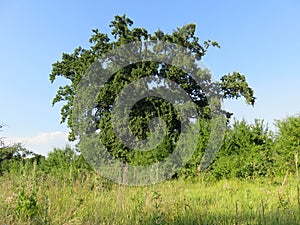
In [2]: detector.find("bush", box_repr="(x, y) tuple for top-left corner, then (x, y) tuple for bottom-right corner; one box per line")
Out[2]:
(274, 114), (300, 175)
(42, 146), (92, 181)
(209, 119), (275, 179)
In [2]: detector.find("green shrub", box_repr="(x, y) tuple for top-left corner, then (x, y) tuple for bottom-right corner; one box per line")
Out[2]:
(210, 119), (275, 179)
(274, 114), (300, 175)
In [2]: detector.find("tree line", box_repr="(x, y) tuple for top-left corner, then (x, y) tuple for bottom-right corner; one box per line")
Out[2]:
(1, 114), (299, 180)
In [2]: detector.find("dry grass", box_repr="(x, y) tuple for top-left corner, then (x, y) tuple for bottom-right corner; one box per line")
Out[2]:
(1, 166), (300, 224)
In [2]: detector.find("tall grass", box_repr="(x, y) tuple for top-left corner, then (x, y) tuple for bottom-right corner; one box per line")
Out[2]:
(1, 162), (300, 224)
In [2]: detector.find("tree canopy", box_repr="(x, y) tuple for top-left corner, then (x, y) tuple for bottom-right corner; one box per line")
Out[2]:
(50, 15), (256, 178)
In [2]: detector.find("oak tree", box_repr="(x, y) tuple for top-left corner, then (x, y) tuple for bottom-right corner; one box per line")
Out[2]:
(50, 15), (255, 173)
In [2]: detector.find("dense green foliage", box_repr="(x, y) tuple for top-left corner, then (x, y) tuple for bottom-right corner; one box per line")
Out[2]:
(274, 115), (300, 174)
(50, 15), (255, 170)
(0, 143), (36, 175)
(210, 119), (275, 179)
(1, 114), (300, 180)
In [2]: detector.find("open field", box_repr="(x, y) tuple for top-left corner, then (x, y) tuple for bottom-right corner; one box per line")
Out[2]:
(1, 166), (300, 225)
(1, 1), (300, 225)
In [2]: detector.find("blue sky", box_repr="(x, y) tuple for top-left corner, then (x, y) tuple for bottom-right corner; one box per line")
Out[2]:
(1, 0), (299, 155)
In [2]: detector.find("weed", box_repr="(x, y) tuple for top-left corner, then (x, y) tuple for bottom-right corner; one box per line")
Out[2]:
(15, 188), (39, 221)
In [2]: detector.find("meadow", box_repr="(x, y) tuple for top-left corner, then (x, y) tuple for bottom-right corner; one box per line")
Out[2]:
(1, 115), (300, 224)
(1, 161), (300, 225)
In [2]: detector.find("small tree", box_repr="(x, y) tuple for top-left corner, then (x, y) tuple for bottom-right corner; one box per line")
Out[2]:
(274, 114), (300, 175)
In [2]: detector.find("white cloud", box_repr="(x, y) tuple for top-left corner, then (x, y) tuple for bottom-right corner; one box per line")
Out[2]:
(6, 131), (74, 156)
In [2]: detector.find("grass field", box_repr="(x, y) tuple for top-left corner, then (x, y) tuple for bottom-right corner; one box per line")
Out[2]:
(1, 165), (300, 225)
